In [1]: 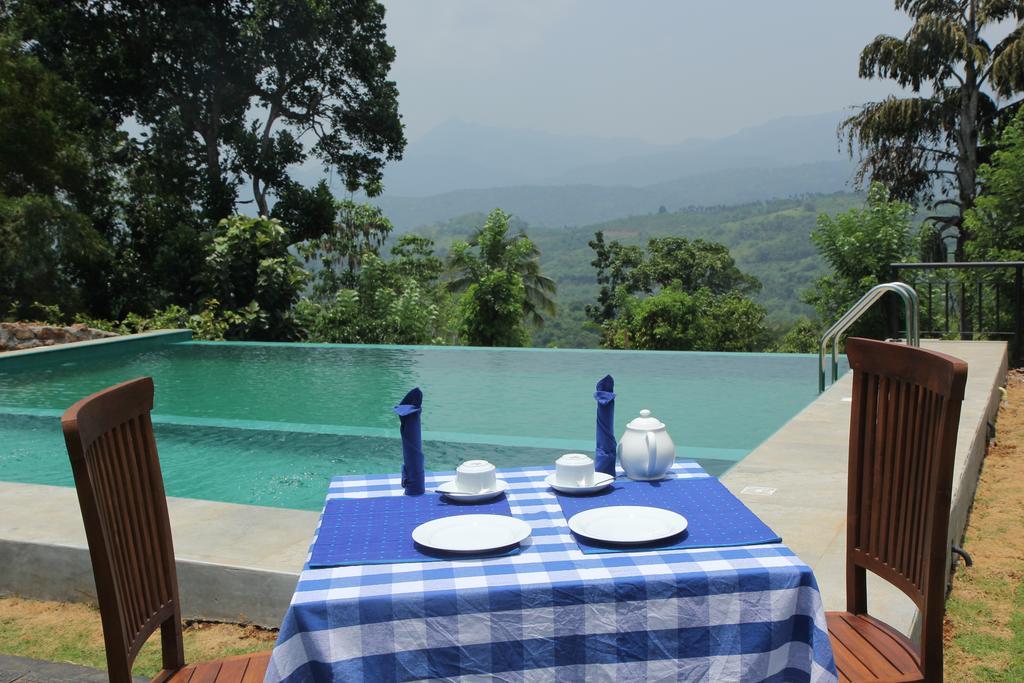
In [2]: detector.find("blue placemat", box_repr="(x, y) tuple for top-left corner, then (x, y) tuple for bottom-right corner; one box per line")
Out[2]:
(555, 475), (781, 554)
(309, 493), (518, 568)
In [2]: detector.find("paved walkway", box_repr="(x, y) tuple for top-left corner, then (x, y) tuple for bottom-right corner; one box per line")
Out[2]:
(0, 653), (146, 682)
(722, 340), (1007, 636)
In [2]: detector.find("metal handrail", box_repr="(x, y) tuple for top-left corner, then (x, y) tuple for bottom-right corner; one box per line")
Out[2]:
(892, 261), (1024, 361)
(818, 282), (920, 392)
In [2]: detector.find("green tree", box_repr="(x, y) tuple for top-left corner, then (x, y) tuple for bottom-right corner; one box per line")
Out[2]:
(450, 209), (556, 328)
(16, 0), (406, 231)
(74, 300), (254, 341)
(112, 123), (211, 317)
(271, 180), (337, 244)
(964, 110), (1024, 260)
(299, 199), (394, 296)
(610, 287), (768, 352)
(588, 235), (768, 351)
(202, 215), (309, 340)
(0, 31), (117, 317)
(296, 232), (453, 345)
(803, 183), (915, 337)
(0, 195), (106, 318)
(454, 269), (529, 347)
(448, 209), (556, 345)
(628, 236), (761, 296)
(585, 230), (644, 329)
(4, 0), (406, 321)
(960, 110), (1024, 328)
(842, 0), (1024, 255)
(771, 318), (821, 354)
(296, 254), (442, 345)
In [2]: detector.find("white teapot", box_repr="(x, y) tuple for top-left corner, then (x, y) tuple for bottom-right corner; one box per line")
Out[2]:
(617, 409), (676, 481)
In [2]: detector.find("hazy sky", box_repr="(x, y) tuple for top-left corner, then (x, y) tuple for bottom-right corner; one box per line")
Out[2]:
(381, 1), (917, 144)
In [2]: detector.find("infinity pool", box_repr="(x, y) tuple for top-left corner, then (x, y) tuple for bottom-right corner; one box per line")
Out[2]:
(0, 338), (836, 510)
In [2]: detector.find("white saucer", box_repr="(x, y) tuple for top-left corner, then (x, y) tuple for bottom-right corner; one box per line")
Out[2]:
(412, 514), (531, 553)
(568, 505), (687, 545)
(435, 478), (509, 502)
(545, 472), (615, 495)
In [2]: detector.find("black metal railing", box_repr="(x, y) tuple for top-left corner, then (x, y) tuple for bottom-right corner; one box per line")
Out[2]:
(891, 261), (1024, 362)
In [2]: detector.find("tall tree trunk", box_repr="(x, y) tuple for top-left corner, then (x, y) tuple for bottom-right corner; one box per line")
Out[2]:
(201, 123), (232, 221)
(252, 103), (281, 217)
(956, 0), (981, 337)
(206, 132), (220, 190)
(203, 0), (233, 222)
(955, 0), (980, 259)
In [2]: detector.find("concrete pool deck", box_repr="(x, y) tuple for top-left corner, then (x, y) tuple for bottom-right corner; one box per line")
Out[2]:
(723, 340), (1008, 637)
(0, 340), (1007, 635)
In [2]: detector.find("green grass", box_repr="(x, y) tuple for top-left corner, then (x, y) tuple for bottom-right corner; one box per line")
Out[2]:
(946, 580), (1024, 681)
(943, 372), (1024, 680)
(0, 596), (276, 677)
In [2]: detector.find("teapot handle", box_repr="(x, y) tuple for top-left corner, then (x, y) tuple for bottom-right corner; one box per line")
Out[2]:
(645, 431), (657, 476)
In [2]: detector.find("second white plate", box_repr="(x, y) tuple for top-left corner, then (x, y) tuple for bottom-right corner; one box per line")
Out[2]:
(567, 505), (687, 545)
(435, 479), (509, 502)
(412, 514), (531, 553)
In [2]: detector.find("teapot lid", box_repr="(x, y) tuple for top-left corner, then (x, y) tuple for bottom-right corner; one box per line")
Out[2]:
(626, 409), (665, 431)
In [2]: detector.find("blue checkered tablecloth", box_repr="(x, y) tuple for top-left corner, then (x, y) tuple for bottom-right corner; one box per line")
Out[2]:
(266, 461), (837, 682)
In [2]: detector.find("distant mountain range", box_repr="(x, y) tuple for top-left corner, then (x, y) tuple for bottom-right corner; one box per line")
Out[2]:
(379, 119), (663, 195)
(342, 110), (859, 229)
(373, 160), (854, 229)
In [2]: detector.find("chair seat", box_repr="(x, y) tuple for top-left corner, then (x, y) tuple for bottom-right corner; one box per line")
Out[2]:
(826, 612), (923, 682)
(161, 650), (271, 683)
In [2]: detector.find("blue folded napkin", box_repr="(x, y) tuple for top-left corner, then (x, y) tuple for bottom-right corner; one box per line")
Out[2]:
(594, 374), (616, 476)
(394, 387), (425, 495)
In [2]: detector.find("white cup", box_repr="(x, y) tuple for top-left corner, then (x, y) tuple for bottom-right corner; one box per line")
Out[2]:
(555, 453), (595, 487)
(455, 460), (497, 493)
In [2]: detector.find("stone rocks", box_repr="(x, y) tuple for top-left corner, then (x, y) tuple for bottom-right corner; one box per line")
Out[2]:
(0, 322), (118, 352)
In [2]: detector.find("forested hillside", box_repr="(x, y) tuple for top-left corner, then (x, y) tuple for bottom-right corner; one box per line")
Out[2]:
(393, 192), (865, 348)
(372, 161), (855, 229)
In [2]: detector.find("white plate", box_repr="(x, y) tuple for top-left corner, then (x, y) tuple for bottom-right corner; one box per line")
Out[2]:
(568, 505), (687, 545)
(412, 514), (531, 553)
(435, 479), (509, 502)
(545, 472), (615, 495)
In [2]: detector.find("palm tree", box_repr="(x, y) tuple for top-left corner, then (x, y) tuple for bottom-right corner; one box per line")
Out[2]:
(448, 208), (557, 327)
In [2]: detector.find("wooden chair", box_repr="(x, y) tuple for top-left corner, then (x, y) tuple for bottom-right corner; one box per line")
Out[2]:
(827, 338), (968, 683)
(61, 377), (270, 683)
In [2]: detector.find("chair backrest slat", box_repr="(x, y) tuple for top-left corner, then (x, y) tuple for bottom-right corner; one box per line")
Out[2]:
(62, 377), (184, 683)
(844, 338), (967, 683)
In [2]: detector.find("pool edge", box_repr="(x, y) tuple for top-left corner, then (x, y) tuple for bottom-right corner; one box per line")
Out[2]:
(0, 329), (193, 370)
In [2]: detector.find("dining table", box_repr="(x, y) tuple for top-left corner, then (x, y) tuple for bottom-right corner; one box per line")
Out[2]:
(265, 460), (838, 682)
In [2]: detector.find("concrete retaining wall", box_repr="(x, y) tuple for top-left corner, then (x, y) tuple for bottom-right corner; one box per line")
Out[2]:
(945, 344), (1007, 583)
(0, 539), (295, 627)
(0, 481), (312, 628)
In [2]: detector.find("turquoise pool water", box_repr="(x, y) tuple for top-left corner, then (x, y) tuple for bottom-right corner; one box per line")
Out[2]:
(0, 340), (836, 510)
